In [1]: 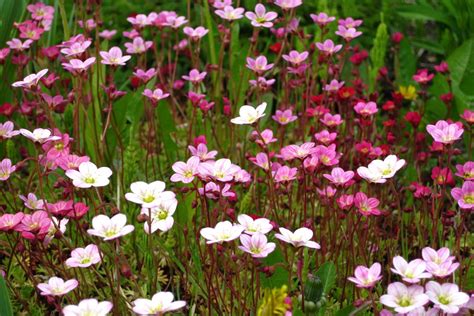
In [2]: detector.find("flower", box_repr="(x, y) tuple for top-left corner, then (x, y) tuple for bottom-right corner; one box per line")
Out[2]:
(425, 281), (470, 314)
(426, 120), (464, 144)
(451, 181), (474, 209)
(316, 39), (342, 55)
(170, 156), (200, 184)
(391, 256), (432, 283)
(60, 41), (92, 56)
(323, 167), (354, 186)
(100, 47), (131, 66)
(12, 69), (48, 89)
(0, 212), (24, 231)
(99, 29), (117, 40)
(357, 155), (406, 184)
(354, 101), (378, 116)
(133, 68), (157, 83)
(273, 165), (298, 182)
(339, 17), (363, 28)
(335, 25), (362, 41)
(253, 129), (277, 146)
(125, 181), (175, 208)
(348, 263), (383, 288)
(231, 102), (267, 125)
(27, 2), (54, 21)
(19, 128), (60, 143)
(272, 109), (298, 125)
(188, 143), (217, 161)
(237, 214), (273, 235)
(380, 282), (429, 314)
(413, 69), (434, 84)
(198, 158), (241, 182)
(87, 214), (134, 241)
(183, 26), (209, 40)
(0, 121), (19, 138)
(200, 221), (244, 244)
(282, 50), (309, 65)
(37, 277), (78, 296)
(314, 130), (337, 145)
(141, 198), (177, 233)
(62, 58), (96, 74)
(320, 112), (344, 127)
(0, 159), (16, 181)
(354, 192), (381, 216)
(310, 13), (336, 26)
(63, 299), (113, 316)
(245, 4), (278, 28)
(249, 77), (276, 89)
(7, 38), (33, 51)
(65, 162), (112, 188)
(127, 14), (153, 28)
(124, 37), (153, 54)
(422, 247), (455, 265)
(65, 244), (101, 268)
(399, 85), (417, 100)
(460, 109), (474, 124)
(215, 6), (245, 21)
(142, 88), (170, 104)
(274, 0), (302, 9)
(275, 227), (320, 249)
(182, 69), (207, 83)
(239, 233), (276, 258)
(15, 211), (51, 240)
(455, 162), (474, 180)
(246, 56), (274, 74)
(323, 80), (345, 92)
(280, 142), (316, 160)
(132, 292), (186, 315)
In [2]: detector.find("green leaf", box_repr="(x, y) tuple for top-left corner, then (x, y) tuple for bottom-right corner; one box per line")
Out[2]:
(0, 275), (13, 316)
(260, 248), (289, 288)
(315, 261), (336, 294)
(335, 305), (356, 316)
(369, 17), (388, 92)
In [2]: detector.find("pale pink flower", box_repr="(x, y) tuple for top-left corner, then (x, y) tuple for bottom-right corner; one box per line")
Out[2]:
(163, 15), (188, 29)
(141, 198), (177, 233)
(0, 159), (16, 181)
(323, 167), (354, 186)
(310, 13), (336, 26)
(391, 256), (432, 283)
(354, 192), (381, 216)
(320, 113), (344, 127)
(239, 233), (276, 258)
(272, 109), (298, 125)
(280, 142), (316, 160)
(183, 26), (209, 40)
(57, 154), (90, 171)
(274, 0), (302, 9)
(127, 14), (153, 28)
(273, 165), (298, 182)
(215, 6), (245, 21)
(100, 47), (131, 66)
(213, 0), (232, 9)
(188, 143), (217, 161)
(87, 214), (134, 241)
(348, 263), (383, 288)
(455, 162), (474, 180)
(12, 69), (48, 89)
(182, 69), (207, 83)
(354, 101), (378, 116)
(198, 158), (240, 182)
(323, 79), (345, 92)
(124, 37), (153, 54)
(245, 4), (278, 28)
(316, 39), (343, 55)
(65, 244), (101, 268)
(125, 181), (175, 208)
(15, 211), (51, 240)
(249, 77), (276, 89)
(63, 298), (113, 316)
(282, 50), (309, 65)
(460, 109), (474, 124)
(60, 41), (91, 57)
(422, 247), (455, 265)
(426, 260), (460, 278)
(253, 129), (277, 146)
(198, 182), (235, 200)
(65, 162), (112, 188)
(170, 156), (200, 183)
(234, 169), (251, 183)
(451, 181), (474, 209)
(246, 56), (274, 74)
(133, 68), (157, 83)
(62, 58), (96, 74)
(200, 221), (244, 244)
(142, 88), (170, 104)
(314, 130), (337, 145)
(133, 292), (186, 315)
(426, 281), (470, 314)
(0, 121), (20, 139)
(339, 17), (363, 28)
(37, 277), (78, 296)
(317, 186), (337, 198)
(237, 214), (273, 235)
(275, 227), (321, 249)
(380, 282), (429, 314)
(337, 194), (354, 210)
(357, 155), (406, 184)
(426, 120), (464, 144)
(252, 152), (271, 170)
(78, 19), (96, 31)
(19, 193), (45, 210)
(6, 38), (33, 51)
(335, 25), (362, 41)
(99, 29), (117, 40)
(123, 29), (139, 39)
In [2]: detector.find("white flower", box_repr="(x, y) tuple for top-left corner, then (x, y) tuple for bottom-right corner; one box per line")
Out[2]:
(237, 214), (273, 235)
(132, 291), (186, 315)
(200, 221), (244, 244)
(37, 276), (78, 296)
(380, 282), (429, 314)
(425, 281), (470, 314)
(19, 128), (60, 143)
(125, 181), (175, 208)
(44, 216), (68, 245)
(275, 227), (321, 249)
(391, 256), (432, 283)
(63, 298), (113, 316)
(12, 69), (48, 89)
(357, 155), (405, 184)
(231, 102), (267, 125)
(87, 214), (134, 241)
(65, 162), (112, 188)
(141, 198), (178, 234)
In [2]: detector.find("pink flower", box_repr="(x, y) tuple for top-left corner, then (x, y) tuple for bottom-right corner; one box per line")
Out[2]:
(455, 162), (474, 180)
(323, 80), (345, 92)
(170, 156), (200, 183)
(316, 39), (343, 55)
(245, 4), (278, 28)
(188, 143), (217, 161)
(0, 158), (16, 181)
(310, 12), (336, 26)
(100, 47), (131, 66)
(317, 186), (337, 198)
(426, 120), (464, 144)
(12, 69), (48, 89)
(6, 38), (33, 51)
(460, 109), (474, 124)
(249, 77), (276, 89)
(273, 165), (298, 182)
(162, 15), (188, 29)
(46, 200), (73, 216)
(246, 56), (274, 74)
(354, 101), (378, 116)
(339, 17), (363, 28)
(413, 69), (434, 84)
(275, 227), (320, 249)
(143, 88), (170, 104)
(239, 233), (276, 258)
(127, 14), (153, 28)
(200, 221), (244, 244)
(78, 19), (96, 31)
(253, 129), (277, 146)
(323, 167), (354, 186)
(124, 37), (153, 54)
(37, 277), (78, 296)
(198, 182), (235, 200)
(335, 25), (362, 41)
(213, 0), (232, 9)
(19, 193), (46, 210)
(99, 29), (117, 40)
(380, 282), (429, 314)
(18, 21), (44, 41)
(280, 142), (316, 160)
(426, 260), (459, 278)
(282, 50), (309, 65)
(133, 68), (157, 83)
(451, 181), (474, 209)
(348, 263), (383, 288)
(237, 214), (273, 235)
(354, 192), (381, 216)
(123, 29), (139, 39)
(0, 121), (20, 139)
(182, 69), (207, 83)
(198, 158), (240, 182)
(337, 194), (354, 210)
(272, 109), (298, 125)
(27, 2), (54, 21)
(252, 152), (271, 170)
(183, 26), (209, 40)
(65, 244), (101, 268)
(63, 298), (113, 316)
(15, 211), (51, 240)
(425, 281), (470, 314)
(314, 144), (339, 166)
(57, 154), (90, 171)
(274, 0), (302, 10)
(60, 40), (91, 56)
(62, 58), (96, 74)
(391, 256), (432, 283)
(320, 113), (344, 127)
(0, 48), (10, 63)
(314, 130), (337, 145)
(0, 212), (24, 232)
(215, 6), (245, 20)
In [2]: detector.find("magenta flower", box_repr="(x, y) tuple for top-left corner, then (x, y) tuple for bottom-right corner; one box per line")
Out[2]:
(413, 69), (434, 84)
(198, 182), (235, 200)
(239, 233), (276, 258)
(320, 112), (344, 127)
(215, 6), (245, 21)
(335, 25), (362, 41)
(100, 47), (131, 66)
(124, 37), (153, 54)
(60, 40), (91, 57)
(348, 263), (382, 288)
(170, 156), (200, 184)
(391, 256), (432, 283)
(246, 56), (274, 74)
(274, 0), (302, 10)
(188, 143), (217, 161)
(0, 48), (10, 63)
(143, 88), (170, 104)
(426, 120), (464, 144)
(0, 121), (19, 139)
(455, 161), (474, 180)
(282, 50), (309, 65)
(337, 194), (354, 210)
(323, 167), (354, 186)
(0, 158), (16, 181)
(57, 154), (90, 171)
(253, 129), (277, 146)
(314, 144), (339, 166)
(314, 130), (337, 145)
(182, 69), (207, 83)
(183, 26), (209, 40)
(66, 244), (101, 268)
(354, 101), (378, 116)
(310, 12), (336, 26)
(323, 79), (345, 92)
(316, 39), (343, 55)
(245, 4), (278, 28)
(99, 29), (117, 40)
(354, 192), (381, 216)
(280, 142), (316, 160)
(460, 109), (474, 124)
(133, 68), (157, 83)
(123, 29), (139, 39)
(303, 154), (320, 172)
(27, 2), (54, 21)
(6, 38), (33, 51)
(163, 15), (188, 29)
(273, 165), (298, 183)
(18, 21), (44, 41)
(0, 212), (24, 232)
(62, 57), (96, 74)
(213, 0), (232, 9)
(249, 76), (276, 89)
(37, 277), (78, 296)
(317, 185), (337, 198)
(272, 109), (298, 125)
(15, 211), (51, 240)
(12, 69), (48, 89)
(339, 17), (363, 28)
(451, 181), (474, 209)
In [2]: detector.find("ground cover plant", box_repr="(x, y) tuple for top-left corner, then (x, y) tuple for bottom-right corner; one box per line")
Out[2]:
(0, 0), (473, 315)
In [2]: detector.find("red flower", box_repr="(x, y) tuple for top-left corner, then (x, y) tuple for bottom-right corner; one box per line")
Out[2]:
(404, 111), (422, 127)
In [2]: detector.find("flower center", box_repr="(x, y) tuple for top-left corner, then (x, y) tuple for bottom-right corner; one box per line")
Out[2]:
(157, 210), (168, 220)
(397, 296), (412, 307)
(184, 170), (193, 178)
(142, 195), (155, 203)
(438, 295), (451, 305)
(104, 228), (118, 238)
(464, 194), (474, 204)
(84, 177), (95, 184)
(80, 257), (91, 264)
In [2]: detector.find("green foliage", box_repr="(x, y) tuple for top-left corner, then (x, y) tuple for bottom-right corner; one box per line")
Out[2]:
(369, 16), (389, 92)
(0, 275), (13, 316)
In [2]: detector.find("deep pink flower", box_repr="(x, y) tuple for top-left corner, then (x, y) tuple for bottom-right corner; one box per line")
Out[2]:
(337, 194), (354, 210)
(354, 101), (378, 116)
(272, 109), (298, 125)
(41, 129), (71, 159)
(320, 113), (344, 127)
(125, 37), (153, 54)
(413, 69), (434, 84)
(15, 210), (51, 240)
(314, 144), (339, 166)
(18, 20), (44, 41)
(460, 109), (474, 124)
(46, 200), (74, 216)
(280, 142), (316, 160)
(182, 69), (207, 83)
(338, 17), (363, 28)
(6, 38), (33, 51)
(62, 58), (96, 74)
(354, 192), (381, 216)
(323, 167), (354, 186)
(451, 181), (474, 209)
(323, 80), (345, 92)
(0, 212), (24, 232)
(455, 161), (474, 180)
(434, 61), (449, 73)
(64, 202), (89, 219)
(282, 50), (309, 65)
(133, 68), (157, 83)
(188, 143), (217, 161)
(143, 88), (170, 104)
(273, 165), (298, 182)
(431, 167), (454, 186)
(314, 130), (337, 145)
(335, 25), (362, 41)
(170, 156), (201, 184)
(249, 77), (276, 89)
(253, 129), (277, 146)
